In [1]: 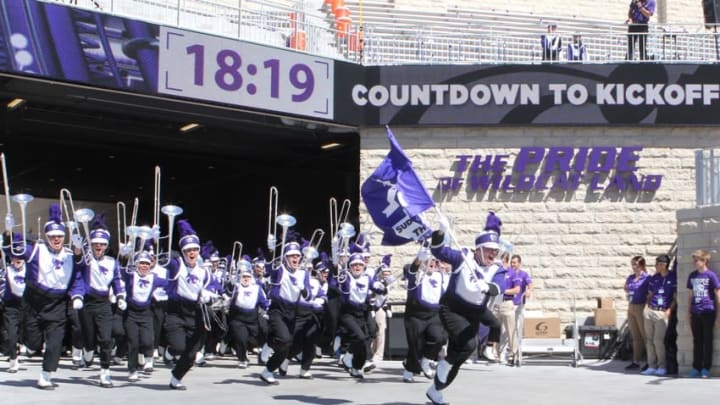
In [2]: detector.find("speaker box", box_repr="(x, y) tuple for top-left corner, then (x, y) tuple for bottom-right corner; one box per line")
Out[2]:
(703, 0), (720, 28)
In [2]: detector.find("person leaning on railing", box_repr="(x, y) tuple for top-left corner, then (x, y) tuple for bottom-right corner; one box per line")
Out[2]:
(626, 0), (656, 60)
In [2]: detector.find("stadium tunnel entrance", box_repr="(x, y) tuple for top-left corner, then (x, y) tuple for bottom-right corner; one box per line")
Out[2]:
(0, 74), (360, 256)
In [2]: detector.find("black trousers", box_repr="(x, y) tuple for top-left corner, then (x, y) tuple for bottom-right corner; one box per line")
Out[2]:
(203, 309), (227, 354)
(627, 23), (649, 60)
(124, 305), (154, 371)
(288, 308), (321, 371)
(79, 295), (114, 369)
(66, 304), (83, 351)
(228, 310), (260, 362)
(690, 311), (716, 371)
(434, 303), (500, 391)
(664, 307), (678, 374)
(151, 300), (168, 349)
(3, 300), (24, 360)
(339, 307), (371, 370)
(403, 308), (446, 373)
(23, 288), (67, 372)
(266, 302), (297, 372)
(165, 300), (207, 380)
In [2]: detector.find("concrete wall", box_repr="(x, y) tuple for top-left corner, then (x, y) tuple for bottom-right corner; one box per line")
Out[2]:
(359, 126), (720, 330)
(675, 205), (720, 372)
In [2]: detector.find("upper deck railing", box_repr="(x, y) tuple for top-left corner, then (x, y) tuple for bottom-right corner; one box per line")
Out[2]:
(45, 0), (720, 65)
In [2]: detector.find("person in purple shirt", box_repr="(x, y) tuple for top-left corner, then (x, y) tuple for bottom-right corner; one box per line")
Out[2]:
(624, 255), (649, 370)
(495, 253), (521, 365)
(641, 254), (675, 376)
(626, 0), (655, 60)
(686, 249), (720, 378)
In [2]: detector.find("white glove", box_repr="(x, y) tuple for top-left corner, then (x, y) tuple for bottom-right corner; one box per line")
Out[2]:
(200, 289), (217, 304)
(417, 246), (430, 262)
(438, 214), (451, 232)
(71, 234), (83, 251)
(312, 297), (325, 309)
(385, 308), (393, 319)
(152, 288), (168, 301)
(262, 313), (269, 320)
(266, 234), (276, 251)
(72, 298), (84, 310)
(109, 294), (117, 304)
(117, 298), (127, 311)
(118, 242), (132, 257)
(373, 281), (385, 290)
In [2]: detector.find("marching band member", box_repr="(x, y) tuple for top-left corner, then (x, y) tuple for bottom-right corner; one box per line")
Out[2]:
(147, 241), (169, 364)
(337, 253), (387, 379)
(227, 257), (269, 368)
(2, 233), (27, 373)
(252, 250), (271, 357)
(165, 219), (220, 390)
(76, 214), (126, 388)
(259, 241), (311, 385)
(285, 252), (328, 379)
(370, 254), (394, 364)
(198, 241), (227, 363)
(123, 251), (168, 381)
(401, 251), (448, 383)
(425, 219), (507, 405)
(23, 203), (86, 390)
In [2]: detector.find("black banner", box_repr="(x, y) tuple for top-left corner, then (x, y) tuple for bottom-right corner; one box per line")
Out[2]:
(335, 64), (720, 126)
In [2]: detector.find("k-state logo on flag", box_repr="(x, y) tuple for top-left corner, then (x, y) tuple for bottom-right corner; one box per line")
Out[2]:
(361, 127), (434, 246)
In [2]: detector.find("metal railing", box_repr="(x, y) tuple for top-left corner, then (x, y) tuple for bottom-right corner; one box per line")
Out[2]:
(696, 149), (720, 207)
(43, 0), (720, 65)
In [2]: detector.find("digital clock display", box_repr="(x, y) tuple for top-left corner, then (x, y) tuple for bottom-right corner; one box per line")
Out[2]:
(158, 27), (334, 120)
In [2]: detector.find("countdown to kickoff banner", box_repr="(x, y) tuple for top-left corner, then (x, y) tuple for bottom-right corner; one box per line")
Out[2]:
(158, 27), (334, 120)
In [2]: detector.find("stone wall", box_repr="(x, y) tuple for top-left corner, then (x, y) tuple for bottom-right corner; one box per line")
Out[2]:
(675, 205), (720, 372)
(394, 0), (704, 25)
(358, 126), (719, 329)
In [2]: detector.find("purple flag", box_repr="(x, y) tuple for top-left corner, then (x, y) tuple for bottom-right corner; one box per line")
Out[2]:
(361, 127), (434, 245)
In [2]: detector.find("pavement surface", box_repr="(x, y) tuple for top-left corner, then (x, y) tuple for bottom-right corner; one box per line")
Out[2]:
(0, 354), (717, 405)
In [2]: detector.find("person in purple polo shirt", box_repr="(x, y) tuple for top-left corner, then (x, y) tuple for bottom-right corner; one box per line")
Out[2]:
(641, 254), (675, 376)
(624, 255), (649, 370)
(626, 0), (656, 60)
(686, 249), (720, 378)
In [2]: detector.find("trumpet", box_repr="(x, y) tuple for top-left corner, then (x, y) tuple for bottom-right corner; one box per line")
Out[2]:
(267, 186), (296, 265)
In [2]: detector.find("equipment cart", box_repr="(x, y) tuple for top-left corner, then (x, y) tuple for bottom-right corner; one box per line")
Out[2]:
(516, 298), (581, 367)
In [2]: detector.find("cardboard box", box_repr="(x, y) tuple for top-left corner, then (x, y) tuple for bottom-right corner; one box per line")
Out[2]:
(523, 317), (561, 338)
(593, 308), (617, 326)
(595, 297), (615, 309)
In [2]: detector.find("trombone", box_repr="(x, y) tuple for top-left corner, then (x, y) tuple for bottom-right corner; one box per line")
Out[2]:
(225, 241), (243, 285)
(153, 166), (183, 266)
(301, 228), (324, 270)
(329, 197), (351, 243)
(60, 188), (95, 249)
(267, 186), (296, 265)
(1, 153), (32, 255)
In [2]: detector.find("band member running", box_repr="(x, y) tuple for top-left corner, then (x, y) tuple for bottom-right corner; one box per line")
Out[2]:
(77, 215), (126, 388)
(259, 241), (311, 385)
(123, 251), (167, 381)
(425, 219), (507, 405)
(2, 233), (28, 373)
(165, 219), (220, 390)
(23, 203), (86, 390)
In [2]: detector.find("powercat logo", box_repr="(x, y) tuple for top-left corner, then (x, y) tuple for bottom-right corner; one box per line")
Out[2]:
(535, 322), (551, 336)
